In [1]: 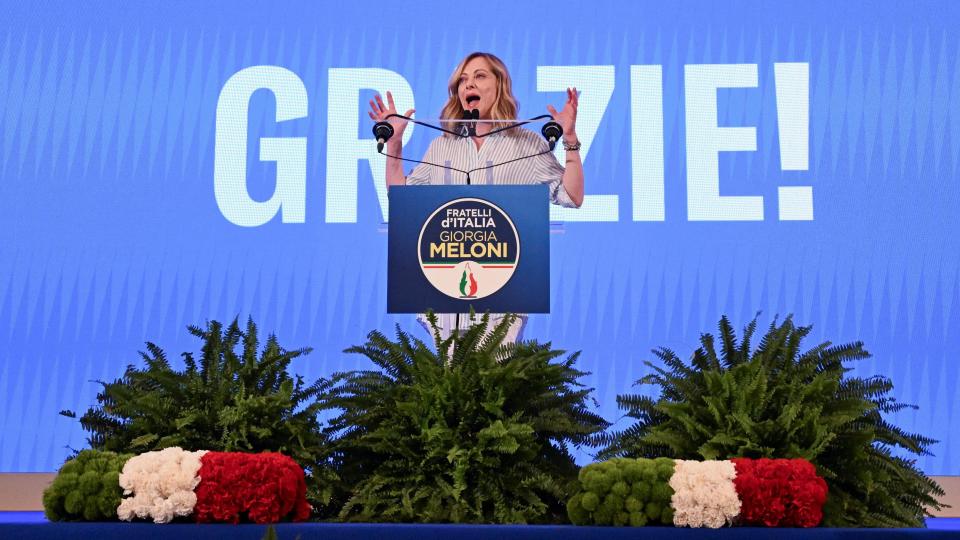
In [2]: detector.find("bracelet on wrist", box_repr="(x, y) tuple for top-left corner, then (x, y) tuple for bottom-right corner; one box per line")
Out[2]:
(562, 139), (581, 152)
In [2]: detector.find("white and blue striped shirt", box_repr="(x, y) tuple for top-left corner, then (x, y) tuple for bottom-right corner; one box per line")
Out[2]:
(406, 128), (577, 207)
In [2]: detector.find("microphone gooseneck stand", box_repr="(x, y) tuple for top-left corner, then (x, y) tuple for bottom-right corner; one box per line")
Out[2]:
(373, 112), (562, 184)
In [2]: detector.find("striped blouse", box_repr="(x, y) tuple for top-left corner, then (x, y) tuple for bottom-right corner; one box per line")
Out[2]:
(406, 128), (577, 207)
(403, 127), (576, 339)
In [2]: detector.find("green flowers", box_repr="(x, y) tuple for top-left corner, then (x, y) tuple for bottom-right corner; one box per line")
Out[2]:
(43, 450), (131, 521)
(567, 458), (675, 526)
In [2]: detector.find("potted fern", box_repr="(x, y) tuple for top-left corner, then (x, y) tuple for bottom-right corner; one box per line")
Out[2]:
(600, 315), (945, 527)
(61, 317), (336, 510)
(321, 312), (609, 523)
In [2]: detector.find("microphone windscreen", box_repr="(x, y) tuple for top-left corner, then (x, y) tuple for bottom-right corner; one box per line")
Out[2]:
(541, 121), (563, 142)
(372, 121), (395, 143)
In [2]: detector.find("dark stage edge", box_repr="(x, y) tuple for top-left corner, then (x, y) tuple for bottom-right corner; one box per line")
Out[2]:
(1, 514), (958, 539)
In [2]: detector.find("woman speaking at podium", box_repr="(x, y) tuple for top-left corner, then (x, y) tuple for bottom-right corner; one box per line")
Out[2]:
(369, 51), (584, 342)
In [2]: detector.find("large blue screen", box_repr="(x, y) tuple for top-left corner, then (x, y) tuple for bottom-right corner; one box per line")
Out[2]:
(2, 0), (959, 472)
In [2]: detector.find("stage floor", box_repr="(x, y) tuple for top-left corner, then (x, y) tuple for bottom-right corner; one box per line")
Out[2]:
(1, 513), (958, 539)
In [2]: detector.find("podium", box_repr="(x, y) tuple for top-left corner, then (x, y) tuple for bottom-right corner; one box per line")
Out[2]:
(387, 185), (550, 314)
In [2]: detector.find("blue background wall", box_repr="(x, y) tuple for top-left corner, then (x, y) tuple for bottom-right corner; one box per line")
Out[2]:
(1, 0), (958, 472)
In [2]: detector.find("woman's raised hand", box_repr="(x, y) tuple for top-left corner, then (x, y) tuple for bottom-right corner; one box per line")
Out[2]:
(546, 87), (579, 141)
(368, 91), (415, 143)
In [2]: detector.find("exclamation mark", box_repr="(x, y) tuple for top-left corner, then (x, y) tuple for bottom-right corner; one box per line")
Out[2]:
(774, 62), (813, 220)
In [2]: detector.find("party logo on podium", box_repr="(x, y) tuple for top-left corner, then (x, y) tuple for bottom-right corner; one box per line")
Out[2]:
(418, 198), (520, 300)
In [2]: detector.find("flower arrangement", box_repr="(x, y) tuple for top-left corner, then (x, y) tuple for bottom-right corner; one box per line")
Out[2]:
(193, 452), (312, 524)
(567, 457), (827, 528)
(669, 460), (740, 528)
(116, 447), (207, 524)
(43, 450), (131, 521)
(732, 458), (828, 527)
(566, 458), (676, 526)
(54, 448), (311, 524)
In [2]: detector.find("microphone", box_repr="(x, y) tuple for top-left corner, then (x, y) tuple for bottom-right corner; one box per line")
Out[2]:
(462, 109), (480, 137)
(372, 121), (395, 152)
(541, 121), (563, 151)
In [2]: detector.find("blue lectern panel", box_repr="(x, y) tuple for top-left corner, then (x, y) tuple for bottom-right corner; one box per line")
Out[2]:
(388, 185), (549, 314)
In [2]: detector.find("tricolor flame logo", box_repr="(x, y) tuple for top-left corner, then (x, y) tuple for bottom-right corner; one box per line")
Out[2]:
(459, 263), (478, 298)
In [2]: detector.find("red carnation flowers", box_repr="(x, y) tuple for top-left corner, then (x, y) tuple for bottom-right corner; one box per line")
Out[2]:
(732, 458), (828, 527)
(194, 452), (311, 524)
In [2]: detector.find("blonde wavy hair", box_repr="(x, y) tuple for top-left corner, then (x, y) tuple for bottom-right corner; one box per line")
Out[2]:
(440, 52), (520, 137)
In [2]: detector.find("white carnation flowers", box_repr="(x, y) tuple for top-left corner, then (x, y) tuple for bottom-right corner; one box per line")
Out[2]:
(669, 460), (741, 528)
(117, 447), (207, 524)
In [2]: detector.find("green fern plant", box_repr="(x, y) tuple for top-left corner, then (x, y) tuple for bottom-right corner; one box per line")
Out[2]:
(322, 312), (608, 523)
(61, 317), (335, 509)
(600, 314), (944, 527)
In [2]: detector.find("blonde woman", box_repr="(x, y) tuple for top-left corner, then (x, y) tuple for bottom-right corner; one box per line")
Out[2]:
(369, 51), (583, 341)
